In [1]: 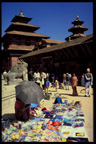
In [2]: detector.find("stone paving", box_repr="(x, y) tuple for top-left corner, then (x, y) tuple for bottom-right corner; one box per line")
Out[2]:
(1, 79), (94, 142)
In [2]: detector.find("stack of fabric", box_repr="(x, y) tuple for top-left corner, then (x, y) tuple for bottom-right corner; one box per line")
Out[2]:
(1, 100), (89, 142)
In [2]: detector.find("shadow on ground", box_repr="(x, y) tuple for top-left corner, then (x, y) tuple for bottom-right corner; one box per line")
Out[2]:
(49, 90), (56, 92)
(58, 93), (85, 97)
(2, 113), (15, 120)
(68, 94), (85, 97)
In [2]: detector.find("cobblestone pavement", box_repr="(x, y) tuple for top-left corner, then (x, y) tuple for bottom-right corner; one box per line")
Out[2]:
(2, 79), (94, 142)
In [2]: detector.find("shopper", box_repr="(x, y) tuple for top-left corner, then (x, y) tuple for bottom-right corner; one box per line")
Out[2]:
(84, 68), (93, 97)
(71, 73), (78, 96)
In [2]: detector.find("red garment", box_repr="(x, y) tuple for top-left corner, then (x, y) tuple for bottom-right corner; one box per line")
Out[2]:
(41, 107), (47, 111)
(47, 120), (61, 126)
(30, 110), (36, 116)
(47, 125), (59, 131)
(15, 100), (30, 121)
(52, 121), (62, 126)
(51, 110), (55, 113)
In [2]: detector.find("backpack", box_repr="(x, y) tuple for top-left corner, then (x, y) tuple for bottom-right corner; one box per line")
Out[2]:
(66, 74), (70, 81)
(84, 73), (92, 82)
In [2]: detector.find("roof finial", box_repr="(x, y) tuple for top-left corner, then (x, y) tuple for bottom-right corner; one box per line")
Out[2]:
(76, 15), (79, 20)
(19, 8), (25, 17)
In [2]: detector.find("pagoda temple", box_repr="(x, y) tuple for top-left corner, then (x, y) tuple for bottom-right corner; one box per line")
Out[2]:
(65, 16), (88, 41)
(2, 10), (64, 72)
(18, 16), (93, 78)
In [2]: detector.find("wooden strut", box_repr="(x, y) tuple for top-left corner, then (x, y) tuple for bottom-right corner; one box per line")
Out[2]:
(66, 48), (73, 57)
(70, 46), (78, 57)
(84, 44), (92, 56)
(61, 49), (69, 58)
(53, 51), (61, 60)
(80, 44), (87, 56)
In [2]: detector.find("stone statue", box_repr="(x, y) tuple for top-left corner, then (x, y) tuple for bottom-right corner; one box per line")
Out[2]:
(3, 60), (28, 85)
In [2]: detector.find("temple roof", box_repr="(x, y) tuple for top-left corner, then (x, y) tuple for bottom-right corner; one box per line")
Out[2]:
(42, 39), (65, 44)
(5, 22), (40, 32)
(65, 16), (88, 41)
(65, 33), (87, 41)
(11, 15), (32, 23)
(19, 34), (93, 59)
(11, 10), (32, 23)
(72, 16), (84, 25)
(68, 25), (88, 32)
(5, 30), (50, 38)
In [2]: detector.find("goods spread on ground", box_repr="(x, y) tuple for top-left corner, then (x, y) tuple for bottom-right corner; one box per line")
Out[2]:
(2, 100), (89, 142)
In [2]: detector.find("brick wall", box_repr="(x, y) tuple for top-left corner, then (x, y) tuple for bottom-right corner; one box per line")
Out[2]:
(11, 57), (18, 66)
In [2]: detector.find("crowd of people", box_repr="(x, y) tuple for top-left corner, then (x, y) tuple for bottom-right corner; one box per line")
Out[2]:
(14, 67), (93, 122)
(28, 68), (93, 97)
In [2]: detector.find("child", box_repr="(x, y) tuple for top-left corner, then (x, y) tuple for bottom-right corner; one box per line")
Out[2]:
(45, 77), (50, 94)
(55, 78), (59, 92)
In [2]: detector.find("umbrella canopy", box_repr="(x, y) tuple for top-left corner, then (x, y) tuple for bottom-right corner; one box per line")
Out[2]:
(15, 81), (45, 104)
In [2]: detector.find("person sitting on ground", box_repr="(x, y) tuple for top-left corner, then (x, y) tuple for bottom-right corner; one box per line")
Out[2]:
(54, 95), (63, 104)
(59, 83), (64, 89)
(15, 98), (30, 121)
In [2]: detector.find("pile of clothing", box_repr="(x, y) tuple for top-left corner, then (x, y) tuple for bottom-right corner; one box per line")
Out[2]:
(1, 100), (89, 142)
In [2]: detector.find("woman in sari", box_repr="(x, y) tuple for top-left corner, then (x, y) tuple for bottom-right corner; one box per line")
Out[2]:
(71, 73), (78, 96)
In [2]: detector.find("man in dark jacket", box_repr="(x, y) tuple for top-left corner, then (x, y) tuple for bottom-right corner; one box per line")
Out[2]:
(28, 69), (34, 81)
(84, 68), (93, 97)
(66, 73), (70, 90)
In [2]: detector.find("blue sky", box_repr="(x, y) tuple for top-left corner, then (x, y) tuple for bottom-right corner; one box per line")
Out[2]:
(1, 2), (93, 41)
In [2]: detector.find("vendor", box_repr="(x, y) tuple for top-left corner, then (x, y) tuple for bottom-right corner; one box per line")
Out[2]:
(15, 98), (30, 121)
(54, 96), (63, 104)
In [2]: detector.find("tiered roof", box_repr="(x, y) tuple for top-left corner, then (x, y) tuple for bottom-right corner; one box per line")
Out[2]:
(2, 10), (50, 43)
(65, 16), (88, 41)
(5, 22), (40, 32)
(5, 30), (50, 38)
(42, 39), (64, 44)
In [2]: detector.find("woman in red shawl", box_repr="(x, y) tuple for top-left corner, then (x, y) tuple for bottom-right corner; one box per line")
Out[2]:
(71, 73), (78, 96)
(15, 98), (30, 121)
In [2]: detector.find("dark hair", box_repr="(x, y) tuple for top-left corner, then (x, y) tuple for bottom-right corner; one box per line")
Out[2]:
(46, 77), (49, 80)
(74, 101), (80, 105)
(73, 73), (75, 76)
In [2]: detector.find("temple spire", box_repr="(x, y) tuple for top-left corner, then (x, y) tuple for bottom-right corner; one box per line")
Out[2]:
(65, 16), (88, 41)
(19, 9), (25, 17)
(76, 15), (79, 20)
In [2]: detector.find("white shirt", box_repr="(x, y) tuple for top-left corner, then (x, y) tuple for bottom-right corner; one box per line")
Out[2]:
(36, 72), (41, 83)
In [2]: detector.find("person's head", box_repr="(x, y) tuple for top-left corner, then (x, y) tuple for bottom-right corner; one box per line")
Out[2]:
(25, 104), (31, 107)
(46, 77), (49, 81)
(36, 69), (39, 73)
(87, 68), (90, 73)
(30, 68), (33, 72)
(56, 77), (58, 80)
(73, 73), (75, 76)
